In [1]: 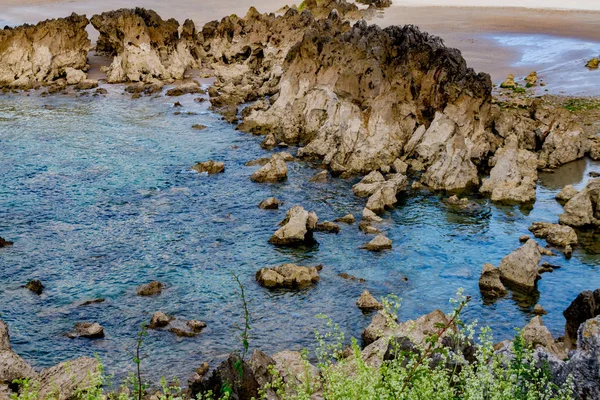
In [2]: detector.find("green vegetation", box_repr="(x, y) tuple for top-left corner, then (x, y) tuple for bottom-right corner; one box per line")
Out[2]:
(562, 97), (600, 112)
(10, 290), (574, 400)
(511, 86), (527, 95)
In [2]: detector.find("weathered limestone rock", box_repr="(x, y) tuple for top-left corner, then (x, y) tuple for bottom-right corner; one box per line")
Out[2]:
(250, 153), (288, 183)
(391, 159), (408, 174)
(357, 290), (382, 311)
(0, 14), (90, 88)
(168, 319), (207, 337)
(66, 322), (105, 339)
(524, 71), (537, 86)
(563, 289), (600, 349)
(479, 263), (507, 299)
(500, 74), (517, 89)
(480, 135), (538, 203)
(137, 281), (163, 296)
(361, 234), (392, 251)
(38, 357), (101, 400)
(256, 264), (320, 289)
(149, 312), (173, 329)
(365, 174), (408, 214)
(315, 221), (341, 233)
(91, 8), (198, 83)
(536, 108), (589, 169)
(362, 208), (383, 223)
(259, 197), (279, 210)
(192, 160), (225, 174)
(0, 320), (37, 387)
(352, 171), (386, 197)
(497, 239), (541, 291)
(25, 280), (44, 295)
(271, 350), (320, 393)
(335, 214), (355, 224)
(559, 179), (600, 227)
(269, 206), (316, 246)
(260, 134), (277, 150)
(522, 316), (567, 360)
(528, 222), (578, 247)
(556, 185), (578, 204)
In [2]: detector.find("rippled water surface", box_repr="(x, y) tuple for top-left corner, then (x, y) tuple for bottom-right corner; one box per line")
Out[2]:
(1, 87), (599, 383)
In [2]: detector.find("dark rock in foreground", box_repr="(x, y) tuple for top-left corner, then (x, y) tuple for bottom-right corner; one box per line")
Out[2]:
(25, 280), (45, 295)
(137, 281), (163, 296)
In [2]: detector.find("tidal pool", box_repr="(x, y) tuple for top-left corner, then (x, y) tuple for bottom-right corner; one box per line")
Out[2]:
(0, 87), (599, 383)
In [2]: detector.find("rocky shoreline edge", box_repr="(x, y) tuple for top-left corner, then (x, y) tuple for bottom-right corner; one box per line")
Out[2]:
(2, 0), (600, 398)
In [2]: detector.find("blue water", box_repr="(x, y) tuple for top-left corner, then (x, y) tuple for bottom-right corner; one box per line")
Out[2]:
(1, 86), (599, 383)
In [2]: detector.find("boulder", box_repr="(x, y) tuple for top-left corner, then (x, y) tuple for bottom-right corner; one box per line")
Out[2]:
(66, 323), (104, 339)
(256, 264), (320, 289)
(366, 174), (408, 214)
(149, 312), (173, 329)
(25, 280), (44, 295)
(497, 239), (541, 291)
(315, 221), (341, 234)
(361, 234), (392, 251)
(480, 135), (538, 203)
(522, 316), (567, 360)
(391, 159), (408, 174)
(137, 281), (163, 296)
(310, 171), (328, 183)
(559, 179), (600, 227)
(90, 9), (198, 83)
(359, 221), (380, 234)
(0, 14), (91, 88)
(479, 263), (507, 299)
(271, 351), (319, 392)
(528, 222), (578, 247)
(259, 197), (279, 210)
(269, 206), (316, 246)
(334, 214), (356, 224)
(357, 290), (383, 311)
(192, 161), (225, 174)
(250, 154), (288, 183)
(556, 185), (578, 204)
(37, 357), (101, 400)
(0, 238), (12, 248)
(248, 350), (277, 399)
(261, 134), (277, 150)
(362, 208), (383, 223)
(563, 289), (600, 349)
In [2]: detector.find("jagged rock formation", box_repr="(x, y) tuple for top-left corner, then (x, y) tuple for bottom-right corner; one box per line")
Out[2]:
(559, 179), (600, 228)
(269, 206), (318, 246)
(90, 8), (198, 83)
(496, 239), (542, 291)
(528, 222), (578, 248)
(0, 14), (90, 88)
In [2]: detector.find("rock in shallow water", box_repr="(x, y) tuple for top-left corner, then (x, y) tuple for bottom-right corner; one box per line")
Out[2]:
(497, 239), (541, 291)
(529, 222), (578, 248)
(357, 290), (383, 311)
(0, 237), (13, 248)
(250, 153), (288, 183)
(66, 322), (105, 339)
(256, 264), (320, 289)
(334, 213), (356, 224)
(192, 160), (225, 174)
(479, 263), (507, 299)
(137, 281), (163, 296)
(259, 197), (279, 210)
(25, 279), (44, 295)
(559, 179), (600, 228)
(149, 312), (173, 329)
(269, 206), (317, 246)
(361, 234), (392, 252)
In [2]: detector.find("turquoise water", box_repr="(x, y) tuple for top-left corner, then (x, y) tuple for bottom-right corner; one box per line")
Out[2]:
(1, 87), (599, 382)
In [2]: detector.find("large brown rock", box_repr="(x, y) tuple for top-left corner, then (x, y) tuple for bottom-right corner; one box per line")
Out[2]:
(250, 153), (288, 183)
(559, 179), (600, 228)
(256, 264), (320, 289)
(365, 174), (408, 214)
(0, 14), (90, 88)
(528, 222), (578, 248)
(192, 160), (225, 174)
(563, 289), (600, 349)
(497, 239), (541, 291)
(479, 263), (507, 299)
(480, 135), (538, 203)
(91, 9), (197, 83)
(522, 316), (568, 360)
(356, 290), (382, 311)
(269, 206), (317, 246)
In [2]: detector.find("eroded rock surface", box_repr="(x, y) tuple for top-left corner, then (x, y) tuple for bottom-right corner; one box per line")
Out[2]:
(0, 14), (90, 88)
(529, 222), (578, 248)
(269, 206), (317, 246)
(250, 153), (288, 183)
(497, 239), (542, 291)
(256, 264), (320, 289)
(559, 179), (600, 228)
(479, 263), (507, 299)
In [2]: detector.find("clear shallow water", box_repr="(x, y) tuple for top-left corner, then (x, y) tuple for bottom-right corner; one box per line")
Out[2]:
(0, 87), (599, 383)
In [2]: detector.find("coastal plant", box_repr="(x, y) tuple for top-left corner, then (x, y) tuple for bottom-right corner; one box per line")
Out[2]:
(127, 322), (149, 400)
(9, 379), (39, 400)
(232, 273), (252, 362)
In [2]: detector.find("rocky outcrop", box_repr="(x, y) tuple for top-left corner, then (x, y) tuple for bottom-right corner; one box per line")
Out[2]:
(522, 316), (567, 360)
(353, 171), (386, 197)
(0, 320), (37, 388)
(90, 8), (198, 83)
(250, 153), (288, 183)
(365, 174), (408, 214)
(192, 160), (225, 174)
(563, 289), (600, 349)
(556, 185), (578, 204)
(259, 197), (279, 210)
(137, 281), (164, 296)
(497, 239), (541, 291)
(0, 14), (90, 88)
(479, 263), (507, 299)
(361, 234), (392, 251)
(149, 311), (173, 329)
(37, 357), (101, 400)
(241, 19), (492, 181)
(528, 222), (578, 248)
(66, 322), (105, 339)
(559, 179), (600, 228)
(357, 290), (382, 311)
(256, 264), (320, 289)
(269, 206), (317, 246)
(480, 135), (538, 203)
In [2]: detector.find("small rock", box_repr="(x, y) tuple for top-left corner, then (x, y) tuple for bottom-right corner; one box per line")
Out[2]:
(192, 124), (207, 131)
(0, 237), (13, 248)
(25, 279), (44, 295)
(479, 263), (507, 299)
(149, 312), (173, 329)
(315, 221), (341, 234)
(586, 57), (599, 69)
(361, 234), (392, 251)
(168, 328), (197, 338)
(391, 159), (408, 174)
(196, 362), (210, 376)
(166, 82), (204, 96)
(338, 273), (365, 283)
(500, 74), (517, 89)
(334, 214), (355, 224)
(277, 142), (288, 148)
(174, 101), (183, 107)
(256, 264), (320, 289)
(137, 281), (163, 296)
(534, 304), (548, 315)
(261, 133), (277, 149)
(565, 245), (573, 258)
(590, 172), (600, 178)
(357, 290), (383, 311)
(269, 206), (317, 246)
(192, 160), (225, 174)
(251, 153), (288, 183)
(66, 322), (104, 339)
(524, 71), (537, 87)
(529, 222), (578, 247)
(359, 221), (381, 234)
(310, 171), (328, 183)
(362, 208), (383, 223)
(520, 235), (531, 243)
(259, 197), (279, 210)
(80, 298), (105, 307)
(187, 320), (207, 333)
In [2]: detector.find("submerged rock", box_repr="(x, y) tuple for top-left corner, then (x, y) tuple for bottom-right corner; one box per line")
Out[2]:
(479, 263), (507, 299)
(0, 320), (37, 386)
(357, 290), (383, 311)
(315, 221), (341, 234)
(0, 14), (91, 88)
(25, 280), (44, 295)
(269, 206), (317, 246)
(250, 153), (288, 183)
(90, 8), (198, 83)
(559, 179), (600, 227)
(497, 239), (541, 291)
(0, 237), (13, 248)
(256, 264), (320, 289)
(66, 322), (105, 339)
(528, 222), (578, 248)
(137, 281), (164, 296)
(335, 213), (356, 224)
(192, 160), (225, 174)
(259, 197), (279, 210)
(361, 234), (392, 251)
